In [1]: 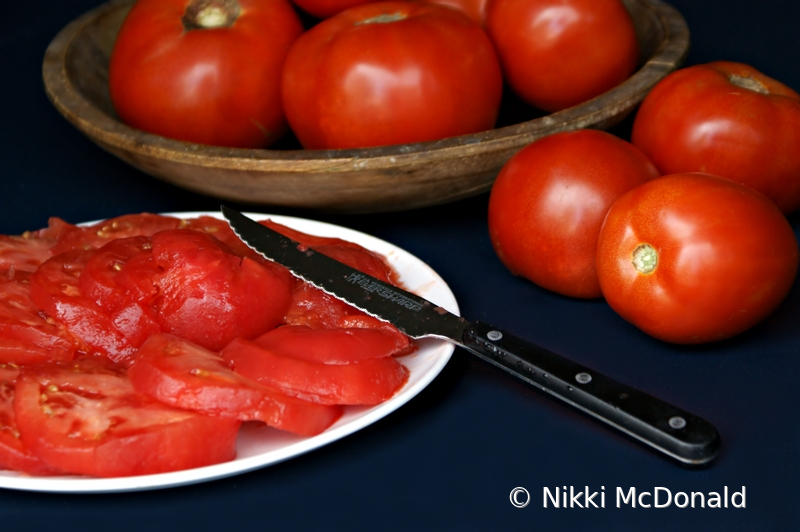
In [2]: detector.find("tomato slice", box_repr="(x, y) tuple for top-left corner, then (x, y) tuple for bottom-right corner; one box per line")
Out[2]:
(222, 338), (409, 405)
(29, 249), (137, 364)
(78, 236), (154, 314)
(262, 220), (397, 284)
(151, 229), (293, 351)
(283, 281), (414, 356)
(254, 324), (411, 364)
(0, 273), (78, 364)
(77, 236), (162, 349)
(14, 358), (240, 477)
(129, 334), (343, 436)
(50, 213), (183, 255)
(0, 365), (63, 475)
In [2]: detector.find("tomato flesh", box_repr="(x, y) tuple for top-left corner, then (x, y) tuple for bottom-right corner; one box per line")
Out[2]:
(254, 324), (409, 364)
(0, 274), (78, 364)
(14, 358), (241, 477)
(222, 338), (409, 405)
(0, 365), (63, 475)
(129, 334), (343, 436)
(29, 250), (137, 364)
(150, 229), (293, 351)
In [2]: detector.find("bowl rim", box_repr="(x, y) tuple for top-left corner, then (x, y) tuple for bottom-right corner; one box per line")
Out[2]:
(42, 0), (689, 172)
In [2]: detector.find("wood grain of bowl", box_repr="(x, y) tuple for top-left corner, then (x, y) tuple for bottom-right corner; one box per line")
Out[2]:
(42, 0), (689, 214)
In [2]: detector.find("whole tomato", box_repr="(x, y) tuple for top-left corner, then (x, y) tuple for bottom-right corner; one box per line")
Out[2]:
(280, 1), (503, 149)
(108, 0), (304, 149)
(631, 61), (800, 214)
(486, 0), (639, 113)
(596, 173), (799, 344)
(487, 129), (659, 299)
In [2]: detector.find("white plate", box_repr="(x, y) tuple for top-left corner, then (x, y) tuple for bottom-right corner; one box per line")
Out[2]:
(0, 212), (458, 493)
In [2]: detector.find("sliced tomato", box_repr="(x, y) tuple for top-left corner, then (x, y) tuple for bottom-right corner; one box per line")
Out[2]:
(129, 334), (343, 436)
(78, 236), (155, 313)
(0, 273), (78, 364)
(181, 215), (264, 260)
(0, 365), (63, 475)
(77, 236), (162, 349)
(254, 324), (411, 364)
(283, 282), (412, 354)
(14, 358), (240, 478)
(222, 338), (409, 405)
(262, 220), (397, 284)
(150, 229), (293, 351)
(50, 213), (182, 255)
(29, 249), (137, 364)
(284, 282), (355, 330)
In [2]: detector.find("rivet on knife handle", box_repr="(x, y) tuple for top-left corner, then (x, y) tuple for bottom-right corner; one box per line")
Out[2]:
(461, 322), (720, 465)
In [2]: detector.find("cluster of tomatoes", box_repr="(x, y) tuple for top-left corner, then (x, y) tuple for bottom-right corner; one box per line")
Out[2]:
(108, 0), (640, 150)
(0, 214), (414, 477)
(489, 61), (800, 344)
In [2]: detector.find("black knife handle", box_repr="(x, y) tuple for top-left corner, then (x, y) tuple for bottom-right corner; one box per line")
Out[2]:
(460, 322), (720, 465)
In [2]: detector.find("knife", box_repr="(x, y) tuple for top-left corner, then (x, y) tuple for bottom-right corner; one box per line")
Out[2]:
(221, 206), (720, 465)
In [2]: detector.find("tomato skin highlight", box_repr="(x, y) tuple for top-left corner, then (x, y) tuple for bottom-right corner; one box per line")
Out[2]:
(631, 61), (800, 214)
(488, 130), (659, 299)
(222, 338), (409, 405)
(486, 0), (639, 112)
(596, 173), (799, 344)
(281, 1), (503, 149)
(109, 0), (304, 149)
(14, 358), (241, 477)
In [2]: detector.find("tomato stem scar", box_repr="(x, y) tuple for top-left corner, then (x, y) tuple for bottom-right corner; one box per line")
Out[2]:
(183, 0), (241, 31)
(632, 243), (658, 274)
(356, 12), (407, 25)
(728, 73), (769, 95)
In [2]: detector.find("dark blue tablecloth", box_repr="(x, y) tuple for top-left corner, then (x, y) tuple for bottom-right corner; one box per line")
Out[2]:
(2, 1), (799, 529)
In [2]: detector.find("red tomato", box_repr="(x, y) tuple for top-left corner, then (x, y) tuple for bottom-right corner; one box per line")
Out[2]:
(488, 130), (659, 299)
(109, 0), (303, 149)
(129, 334), (343, 436)
(49, 213), (182, 255)
(424, 0), (489, 26)
(150, 229), (293, 351)
(263, 220), (396, 284)
(222, 338), (409, 405)
(0, 365), (63, 475)
(631, 61), (800, 214)
(14, 358), (241, 477)
(486, 0), (638, 112)
(78, 236), (156, 314)
(281, 1), (503, 149)
(0, 274), (79, 364)
(596, 173), (799, 344)
(254, 324), (409, 364)
(30, 250), (137, 364)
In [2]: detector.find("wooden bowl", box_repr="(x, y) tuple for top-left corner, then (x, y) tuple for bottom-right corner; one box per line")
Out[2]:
(42, 0), (689, 214)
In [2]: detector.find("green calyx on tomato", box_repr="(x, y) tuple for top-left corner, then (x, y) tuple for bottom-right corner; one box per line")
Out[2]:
(182, 0), (241, 31)
(631, 244), (657, 274)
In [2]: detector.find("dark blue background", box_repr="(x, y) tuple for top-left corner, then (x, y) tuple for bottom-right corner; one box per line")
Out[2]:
(2, 1), (799, 530)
